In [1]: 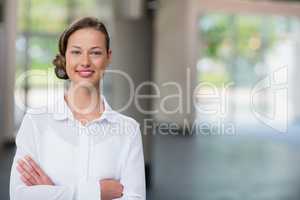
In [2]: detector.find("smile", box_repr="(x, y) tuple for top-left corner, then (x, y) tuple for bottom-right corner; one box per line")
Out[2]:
(76, 69), (95, 78)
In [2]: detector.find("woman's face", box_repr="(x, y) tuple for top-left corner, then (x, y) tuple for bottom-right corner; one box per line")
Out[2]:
(65, 28), (111, 85)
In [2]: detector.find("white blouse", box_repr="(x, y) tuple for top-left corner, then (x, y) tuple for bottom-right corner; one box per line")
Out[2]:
(10, 96), (146, 200)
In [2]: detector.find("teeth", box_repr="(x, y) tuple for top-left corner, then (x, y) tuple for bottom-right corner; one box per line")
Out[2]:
(78, 71), (93, 77)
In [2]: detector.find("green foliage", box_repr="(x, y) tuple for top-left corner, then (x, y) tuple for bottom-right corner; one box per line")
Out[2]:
(199, 72), (230, 87)
(18, 0), (68, 33)
(200, 14), (231, 59)
(198, 13), (278, 86)
(29, 36), (58, 70)
(200, 14), (277, 61)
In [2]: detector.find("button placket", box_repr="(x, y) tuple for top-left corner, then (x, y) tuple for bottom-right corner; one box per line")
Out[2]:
(78, 126), (90, 181)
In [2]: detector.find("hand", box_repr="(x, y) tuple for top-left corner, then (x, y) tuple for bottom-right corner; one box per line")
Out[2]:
(100, 179), (124, 200)
(16, 155), (54, 186)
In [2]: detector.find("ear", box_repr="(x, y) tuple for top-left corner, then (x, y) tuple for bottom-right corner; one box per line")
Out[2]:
(107, 49), (112, 63)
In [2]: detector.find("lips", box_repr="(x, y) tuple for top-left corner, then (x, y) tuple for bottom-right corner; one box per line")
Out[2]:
(76, 69), (95, 78)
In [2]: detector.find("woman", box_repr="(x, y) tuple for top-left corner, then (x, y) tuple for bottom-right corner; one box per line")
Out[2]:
(10, 17), (146, 200)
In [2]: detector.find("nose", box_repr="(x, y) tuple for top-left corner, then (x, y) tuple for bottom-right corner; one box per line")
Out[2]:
(80, 52), (90, 67)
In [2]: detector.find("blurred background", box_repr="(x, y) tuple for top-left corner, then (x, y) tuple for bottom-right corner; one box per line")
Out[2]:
(1, 0), (300, 199)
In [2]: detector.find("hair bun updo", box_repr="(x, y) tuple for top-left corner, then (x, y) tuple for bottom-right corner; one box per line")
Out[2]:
(53, 54), (69, 79)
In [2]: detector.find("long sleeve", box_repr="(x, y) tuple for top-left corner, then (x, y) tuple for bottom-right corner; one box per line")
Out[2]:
(9, 114), (101, 200)
(118, 125), (146, 200)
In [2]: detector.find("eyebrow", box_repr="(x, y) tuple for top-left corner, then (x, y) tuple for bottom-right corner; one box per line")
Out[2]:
(71, 45), (81, 49)
(70, 45), (103, 50)
(90, 46), (103, 50)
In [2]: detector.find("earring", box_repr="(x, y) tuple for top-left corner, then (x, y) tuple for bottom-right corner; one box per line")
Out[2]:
(55, 67), (68, 79)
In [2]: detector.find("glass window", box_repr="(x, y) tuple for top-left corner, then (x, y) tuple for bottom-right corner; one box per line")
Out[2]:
(197, 13), (300, 125)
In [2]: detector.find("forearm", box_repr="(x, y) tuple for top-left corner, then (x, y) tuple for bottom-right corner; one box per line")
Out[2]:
(10, 161), (100, 200)
(11, 177), (100, 200)
(11, 185), (75, 200)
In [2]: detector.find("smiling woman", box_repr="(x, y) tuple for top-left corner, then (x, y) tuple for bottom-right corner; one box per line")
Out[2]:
(10, 17), (146, 200)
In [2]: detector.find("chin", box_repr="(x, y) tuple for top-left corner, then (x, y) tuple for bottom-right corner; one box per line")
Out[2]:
(78, 78), (100, 86)
(69, 72), (101, 85)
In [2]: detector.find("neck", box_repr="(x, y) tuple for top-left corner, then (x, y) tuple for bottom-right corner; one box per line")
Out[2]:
(65, 81), (103, 116)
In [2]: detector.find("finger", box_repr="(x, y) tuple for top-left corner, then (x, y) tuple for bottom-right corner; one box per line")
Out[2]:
(119, 184), (124, 197)
(119, 184), (124, 194)
(40, 172), (54, 185)
(24, 156), (55, 186)
(18, 160), (39, 178)
(24, 156), (44, 176)
(17, 165), (35, 185)
(17, 162), (37, 185)
(20, 175), (33, 186)
(20, 173), (35, 186)
(16, 165), (30, 179)
(18, 159), (40, 179)
(114, 184), (124, 198)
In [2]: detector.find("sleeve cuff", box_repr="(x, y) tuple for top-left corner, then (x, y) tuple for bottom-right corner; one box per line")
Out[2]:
(77, 180), (100, 200)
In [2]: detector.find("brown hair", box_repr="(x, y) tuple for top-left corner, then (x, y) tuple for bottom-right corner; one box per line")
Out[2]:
(52, 17), (110, 79)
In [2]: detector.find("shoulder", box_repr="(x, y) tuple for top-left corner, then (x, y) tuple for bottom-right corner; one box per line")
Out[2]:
(17, 110), (54, 140)
(21, 110), (53, 125)
(110, 112), (142, 139)
(113, 112), (140, 127)
(15, 111), (53, 154)
(15, 112), (41, 146)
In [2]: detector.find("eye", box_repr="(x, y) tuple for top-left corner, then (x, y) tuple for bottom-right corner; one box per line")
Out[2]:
(90, 51), (102, 56)
(71, 50), (81, 55)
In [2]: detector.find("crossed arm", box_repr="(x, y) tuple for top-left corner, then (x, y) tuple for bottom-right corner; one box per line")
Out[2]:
(16, 155), (123, 200)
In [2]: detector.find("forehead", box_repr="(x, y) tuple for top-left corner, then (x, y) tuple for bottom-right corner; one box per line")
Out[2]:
(67, 28), (106, 47)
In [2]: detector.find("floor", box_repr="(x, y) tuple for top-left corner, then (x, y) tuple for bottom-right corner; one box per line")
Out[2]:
(150, 123), (300, 200)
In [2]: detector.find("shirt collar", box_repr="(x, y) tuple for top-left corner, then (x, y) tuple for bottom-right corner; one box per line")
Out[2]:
(52, 95), (118, 123)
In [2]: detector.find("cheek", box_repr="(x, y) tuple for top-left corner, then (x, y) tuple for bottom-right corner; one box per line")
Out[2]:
(93, 59), (107, 71)
(65, 61), (78, 79)
(65, 56), (76, 71)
